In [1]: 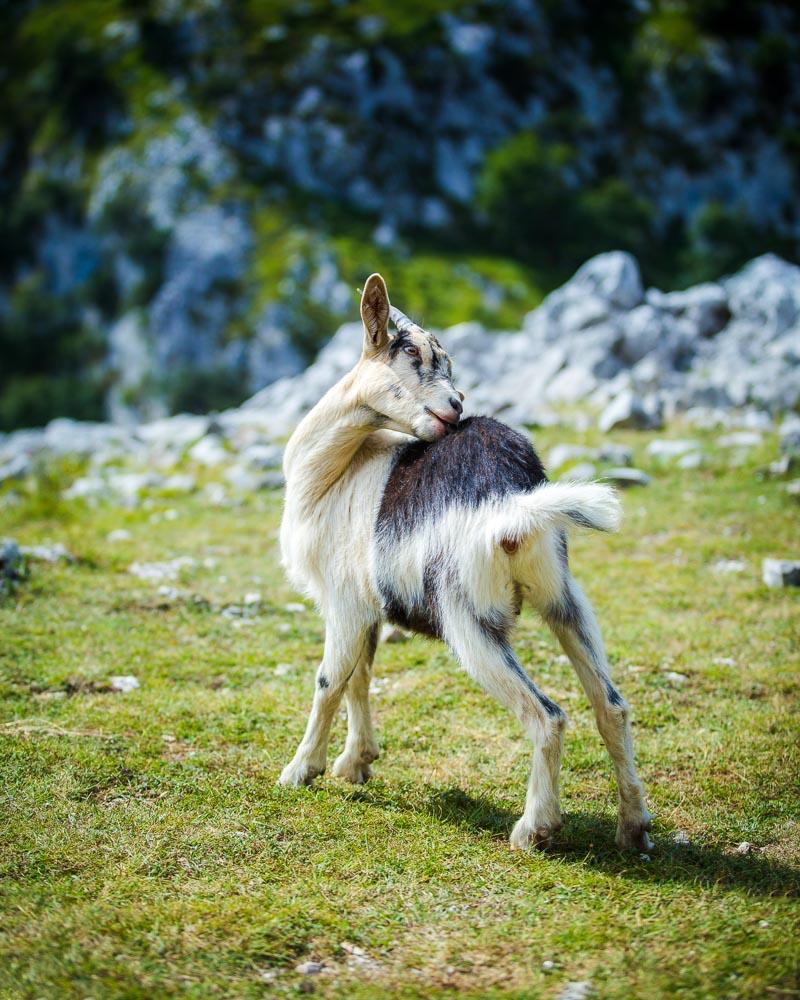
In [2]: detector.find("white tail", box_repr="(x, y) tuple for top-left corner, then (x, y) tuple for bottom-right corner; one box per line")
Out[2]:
(484, 482), (622, 551)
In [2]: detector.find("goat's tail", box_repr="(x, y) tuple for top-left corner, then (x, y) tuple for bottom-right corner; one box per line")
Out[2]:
(483, 482), (621, 552)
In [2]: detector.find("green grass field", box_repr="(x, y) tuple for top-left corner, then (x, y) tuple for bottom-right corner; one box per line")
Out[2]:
(1, 426), (798, 999)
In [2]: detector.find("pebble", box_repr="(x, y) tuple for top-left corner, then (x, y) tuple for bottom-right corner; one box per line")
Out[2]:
(663, 670), (688, 685)
(736, 841), (752, 855)
(110, 675), (140, 693)
(295, 961), (324, 975)
(128, 557), (196, 581)
(542, 959), (556, 971)
(602, 467), (651, 487)
(672, 830), (691, 845)
(557, 983), (593, 1000)
(21, 543), (74, 563)
(285, 602), (306, 613)
(274, 663), (294, 676)
(107, 529), (132, 542)
(711, 558), (746, 574)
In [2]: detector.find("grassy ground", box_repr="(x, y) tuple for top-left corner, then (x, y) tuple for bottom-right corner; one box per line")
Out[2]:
(0, 426), (798, 999)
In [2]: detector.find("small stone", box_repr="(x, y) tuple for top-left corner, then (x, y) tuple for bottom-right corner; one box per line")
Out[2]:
(736, 841), (752, 855)
(157, 585), (182, 600)
(785, 480), (800, 499)
(711, 558), (746, 575)
(295, 961), (324, 975)
(759, 920), (769, 928)
(663, 670), (688, 685)
(712, 657), (737, 667)
(547, 444), (592, 471)
(677, 451), (706, 470)
(672, 830), (691, 845)
(274, 663), (294, 676)
(646, 439), (700, 460)
(284, 602), (306, 614)
(561, 462), (598, 483)
(557, 983), (593, 1000)
(602, 467), (651, 488)
(595, 443), (633, 466)
(21, 543), (74, 563)
(107, 529), (132, 542)
(128, 557), (196, 581)
(717, 431), (762, 449)
(110, 675), (140, 693)
(381, 624), (409, 643)
(762, 559), (800, 587)
(243, 591), (261, 605)
(542, 959), (556, 971)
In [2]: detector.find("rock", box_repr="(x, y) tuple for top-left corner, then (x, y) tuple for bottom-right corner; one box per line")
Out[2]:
(736, 841), (753, 855)
(564, 251), (643, 311)
(381, 624), (409, 643)
(595, 443), (633, 466)
(541, 959), (556, 971)
(646, 439), (701, 460)
(224, 465), (261, 493)
(711, 558), (746, 574)
(663, 670), (688, 685)
(599, 390), (663, 432)
(785, 480), (800, 500)
(284, 602), (306, 614)
(128, 557), (196, 581)
(779, 415), (800, 456)
(295, 962), (324, 976)
(762, 559), (800, 587)
(557, 982), (593, 1000)
(602, 467), (651, 488)
(672, 830), (691, 845)
(0, 454), (31, 484)
(547, 444), (593, 470)
(162, 474), (197, 494)
(21, 543), (74, 563)
(189, 435), (229, 467)
(561, 462), (597, 483)
(261, 471), (286, 490)
(110, 675), (140, 693)
(241, 443), (284, 469)
(717, 431), (762, 448)
(677, 451), (706, 470)
(647, 282), (729, 338)
(107, 529), (132, 542)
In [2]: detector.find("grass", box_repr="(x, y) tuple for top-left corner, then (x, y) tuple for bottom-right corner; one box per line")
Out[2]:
(0, 426), (798, 999)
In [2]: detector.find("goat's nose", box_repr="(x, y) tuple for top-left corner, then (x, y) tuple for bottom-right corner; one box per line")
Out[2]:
(449, 396), (463, 417)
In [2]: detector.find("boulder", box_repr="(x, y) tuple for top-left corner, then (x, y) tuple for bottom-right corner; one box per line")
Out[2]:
(602, 467), (651, 487)
(599, 390), (664, 432)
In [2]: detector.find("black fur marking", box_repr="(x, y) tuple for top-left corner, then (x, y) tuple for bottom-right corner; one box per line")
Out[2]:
(556, 530), (569, 566)
(604, 681), (624, 707)
(500, 645), (564, 717)
(546, 581), (595, 654)
(366, 622), (379, 662)
(566, 508), (604, 531)
(388, 333), (410, 360)
(317, 674), (329, 689)
(380, 563), (442, 639)
(377, 416), (547, 538)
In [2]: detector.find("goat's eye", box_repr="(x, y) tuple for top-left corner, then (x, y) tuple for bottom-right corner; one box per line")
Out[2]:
(404, 346), (421, 359)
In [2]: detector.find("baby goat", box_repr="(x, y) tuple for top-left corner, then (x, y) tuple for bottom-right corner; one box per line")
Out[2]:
(278, 273), (653, 852)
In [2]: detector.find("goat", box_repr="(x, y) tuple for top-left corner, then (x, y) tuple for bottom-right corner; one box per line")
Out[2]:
(278, 273), (653, 852)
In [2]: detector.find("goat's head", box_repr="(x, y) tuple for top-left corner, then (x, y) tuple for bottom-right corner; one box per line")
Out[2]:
(357, 273), (464, 442)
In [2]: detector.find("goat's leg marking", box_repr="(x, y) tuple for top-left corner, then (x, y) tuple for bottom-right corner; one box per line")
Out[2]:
(545, 575), (653, 851)
(332, 624), (380, 784)
(278, 623), (376, 787)
(444, 604), (566, 850)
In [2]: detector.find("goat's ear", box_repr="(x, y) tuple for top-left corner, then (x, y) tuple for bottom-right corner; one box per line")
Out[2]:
(360, 273), (390, 355)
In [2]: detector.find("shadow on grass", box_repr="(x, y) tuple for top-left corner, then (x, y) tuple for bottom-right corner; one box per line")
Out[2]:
(341, 783), (799, 897)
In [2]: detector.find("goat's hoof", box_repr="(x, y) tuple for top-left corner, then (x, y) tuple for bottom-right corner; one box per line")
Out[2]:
(616, 812), (654, 852)
(332, 752), (374, 784)
(509, 816), (562, 851)
(277, 759), (324, 787)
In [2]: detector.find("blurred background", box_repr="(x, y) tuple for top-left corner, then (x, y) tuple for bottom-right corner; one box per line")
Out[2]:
(1, 0), (798, 432)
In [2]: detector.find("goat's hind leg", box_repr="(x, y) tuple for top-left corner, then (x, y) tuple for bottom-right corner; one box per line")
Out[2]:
(331, 624), (380, 784)
(444, 608), (566, 850)
(278, 619), (376, 787)
(544, 572), (653, 852)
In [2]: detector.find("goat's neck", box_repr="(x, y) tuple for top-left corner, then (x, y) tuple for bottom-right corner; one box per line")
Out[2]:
(283, 370), (377, 514)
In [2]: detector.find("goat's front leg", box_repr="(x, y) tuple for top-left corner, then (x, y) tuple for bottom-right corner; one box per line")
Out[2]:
(544, 574), (653, 852)
(278, 620), (376, 787)
(332, 623), (380, 784)
(444, 609), (566, 850)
